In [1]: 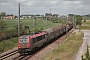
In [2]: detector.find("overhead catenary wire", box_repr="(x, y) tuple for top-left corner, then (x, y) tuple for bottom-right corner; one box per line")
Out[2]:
(20, 4), (38, 14)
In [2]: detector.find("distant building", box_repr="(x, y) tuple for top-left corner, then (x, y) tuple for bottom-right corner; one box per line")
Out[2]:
(20, 14), (45, 19)
(1, 15), (17, 19)
(45, 13), (52, 18)
(20, 15), (32, 19)
(45, 13), (59, 18)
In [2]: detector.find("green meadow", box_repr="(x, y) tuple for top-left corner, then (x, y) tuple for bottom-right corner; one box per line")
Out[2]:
(1, 18), (62, 31)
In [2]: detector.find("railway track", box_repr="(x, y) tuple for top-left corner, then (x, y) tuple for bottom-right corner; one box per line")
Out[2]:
(0, 48), (18, 60)
(0, 48), (32, 60)
(13, 55), (32, 60)
(0, 29), (73, 60)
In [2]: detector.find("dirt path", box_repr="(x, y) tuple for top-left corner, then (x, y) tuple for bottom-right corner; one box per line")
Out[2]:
(75, 30), (90, 60)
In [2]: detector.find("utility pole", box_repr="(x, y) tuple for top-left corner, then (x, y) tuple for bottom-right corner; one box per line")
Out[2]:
(33, 16), (36, 25)
(50, 9), (51, 14)
(50, 9), (52, 24)
(66, 15), (68, 33)
(83, 12), (85, 22)
(75, 15), (76, 28)
(46, 17), (47, 21)
(58, 15), (60, 25)
(45, 17), (47, 29)
(18, 3), (20, 38)
(73, 15), (75, 29)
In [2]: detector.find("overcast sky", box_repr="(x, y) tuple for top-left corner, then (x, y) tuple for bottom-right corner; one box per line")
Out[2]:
(0, 0), (90, 15)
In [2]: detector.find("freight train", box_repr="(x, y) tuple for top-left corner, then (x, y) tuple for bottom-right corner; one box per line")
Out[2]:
(18, 22), (73, 54)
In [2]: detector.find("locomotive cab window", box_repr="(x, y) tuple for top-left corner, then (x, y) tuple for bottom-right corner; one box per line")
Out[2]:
(19, 38), (28, 43)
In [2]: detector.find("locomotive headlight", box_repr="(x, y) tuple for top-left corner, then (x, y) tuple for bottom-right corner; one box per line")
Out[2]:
(18, 46), (20, 48)
(18, 39), (20, 48)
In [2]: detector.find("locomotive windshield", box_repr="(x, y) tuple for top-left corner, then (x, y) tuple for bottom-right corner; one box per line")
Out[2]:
(19, 38), (28, 43)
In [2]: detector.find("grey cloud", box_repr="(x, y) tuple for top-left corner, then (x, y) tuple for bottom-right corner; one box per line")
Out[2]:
(0, 0), (90, 15)
(80, 0), (90, 5)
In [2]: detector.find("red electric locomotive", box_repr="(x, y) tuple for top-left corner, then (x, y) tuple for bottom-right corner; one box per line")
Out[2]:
(18, 31), (46, 54)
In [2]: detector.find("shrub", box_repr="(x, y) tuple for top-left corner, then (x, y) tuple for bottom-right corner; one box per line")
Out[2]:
(82, 46), (90, 60)
(0, 38), (18, 53)
(0, 20), (7, 32)
(0, 32), (7, 41)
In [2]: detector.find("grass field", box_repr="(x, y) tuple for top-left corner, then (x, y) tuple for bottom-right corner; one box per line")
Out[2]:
(80, 21), (90, 30)
(0, 18), (62, 31)
(85, 17), (90, 20)
(43, 31), (83, 60)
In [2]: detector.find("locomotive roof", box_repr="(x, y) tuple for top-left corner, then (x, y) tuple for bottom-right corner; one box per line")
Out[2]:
(19, 32), (46, 39)
(19, 35), (31, 38)
(30, 32), (46, 38)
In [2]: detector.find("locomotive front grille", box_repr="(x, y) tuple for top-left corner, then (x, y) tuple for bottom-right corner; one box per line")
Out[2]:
(20, 44), (28, 48)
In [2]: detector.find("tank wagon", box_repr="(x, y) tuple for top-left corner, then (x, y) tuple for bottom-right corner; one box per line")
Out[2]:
(18, 21), (73, 54)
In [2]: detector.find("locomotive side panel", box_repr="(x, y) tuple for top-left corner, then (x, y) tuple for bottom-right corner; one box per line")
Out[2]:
(31, 32), (46, 50)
